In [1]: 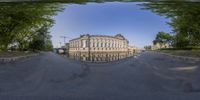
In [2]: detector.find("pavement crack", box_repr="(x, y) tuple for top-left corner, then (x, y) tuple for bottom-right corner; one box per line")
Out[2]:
(68, 63), (90, 81)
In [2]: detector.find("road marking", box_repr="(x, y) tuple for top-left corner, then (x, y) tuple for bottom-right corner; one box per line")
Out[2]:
(169, 66), (198, 72)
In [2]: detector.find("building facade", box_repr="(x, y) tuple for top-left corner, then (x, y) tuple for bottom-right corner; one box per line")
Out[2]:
(69, 34), (136, 62)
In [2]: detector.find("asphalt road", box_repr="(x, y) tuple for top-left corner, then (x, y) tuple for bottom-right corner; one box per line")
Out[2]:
(0, 52), (200, 100)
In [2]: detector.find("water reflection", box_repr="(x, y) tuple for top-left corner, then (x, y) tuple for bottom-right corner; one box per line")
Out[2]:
(69, 52), (134, 62)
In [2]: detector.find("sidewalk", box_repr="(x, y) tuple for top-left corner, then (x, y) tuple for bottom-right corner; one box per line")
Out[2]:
(0, 52), (39, 63)
(153, 51), (200, 62)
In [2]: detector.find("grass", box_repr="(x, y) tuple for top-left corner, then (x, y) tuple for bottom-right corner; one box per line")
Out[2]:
(0, 51), (34, 58)
(157, 50), (200, 58)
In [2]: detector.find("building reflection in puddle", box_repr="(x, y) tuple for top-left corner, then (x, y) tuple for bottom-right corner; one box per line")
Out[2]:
(68, 52), (135, 62)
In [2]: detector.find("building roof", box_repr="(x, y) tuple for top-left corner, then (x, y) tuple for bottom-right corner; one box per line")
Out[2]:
(69, 34), (128, 42)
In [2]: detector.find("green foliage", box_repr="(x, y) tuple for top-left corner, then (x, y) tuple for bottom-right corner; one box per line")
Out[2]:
(144, 45), (152, 50)
(0, 3), (64, 51)
(160, 47), (200, 51)
(28, 24), (54, 51)
(153, 32), (174, 45)
(141, 2), (200, 48)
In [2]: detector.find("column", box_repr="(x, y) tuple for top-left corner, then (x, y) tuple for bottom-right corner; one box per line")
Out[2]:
(90, 39), (93, 47)
(94, 39), (97, 47)
(82, 40), (86, 48)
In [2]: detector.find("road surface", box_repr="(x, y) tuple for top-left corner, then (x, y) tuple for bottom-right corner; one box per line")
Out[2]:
(0, 52), (200, 100)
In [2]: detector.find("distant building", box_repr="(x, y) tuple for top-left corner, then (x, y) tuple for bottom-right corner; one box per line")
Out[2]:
(64, 43), (69, 50)
(128, 46), (139, 56)
(68, 34), (138, 62)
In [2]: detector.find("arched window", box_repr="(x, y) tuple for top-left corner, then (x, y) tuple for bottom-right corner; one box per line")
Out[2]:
(86, 40), (89, 47)
(97, 42), (99, 47)
(93, 42), (95, 47)
(107, 39), (110, 47)
(110, 41), (112, 47)
(101, 43), (103, 47)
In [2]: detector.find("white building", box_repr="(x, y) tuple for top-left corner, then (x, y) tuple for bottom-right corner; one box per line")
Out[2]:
(69, 34), (137, 62)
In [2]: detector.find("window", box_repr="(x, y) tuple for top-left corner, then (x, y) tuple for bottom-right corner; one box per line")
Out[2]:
(86, 41), (89, 47)
(97, 42), (99, 47)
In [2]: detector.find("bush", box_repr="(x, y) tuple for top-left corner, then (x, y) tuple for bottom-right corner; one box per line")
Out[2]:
(159, 47), (200, 50)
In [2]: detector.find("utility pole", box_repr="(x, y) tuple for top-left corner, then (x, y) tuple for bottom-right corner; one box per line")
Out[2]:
(60, 36), (72, 45)
(60, 36), (72, 54)
(60, 36), (67, 45)
(59, 42), (62, 48)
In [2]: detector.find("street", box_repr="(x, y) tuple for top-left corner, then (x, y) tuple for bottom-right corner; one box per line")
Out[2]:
(0, 52), (200, 100)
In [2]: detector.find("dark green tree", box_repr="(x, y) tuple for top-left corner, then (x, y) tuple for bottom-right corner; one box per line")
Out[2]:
(144, 45), (152, 50)
(153, 32), (174, 46)
(28, 23), (54, 51)
(141, 2), (200, 48)
(0, 3), (63, 51)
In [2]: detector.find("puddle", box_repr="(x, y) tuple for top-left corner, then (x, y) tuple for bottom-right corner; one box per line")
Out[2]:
(67, 52), (135, 62)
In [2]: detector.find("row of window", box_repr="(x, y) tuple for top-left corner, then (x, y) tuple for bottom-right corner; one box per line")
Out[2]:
(70, 42), (127, 48)
(70, 48), (126, 50)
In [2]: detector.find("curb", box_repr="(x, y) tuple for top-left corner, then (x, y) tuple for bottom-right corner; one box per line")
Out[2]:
(0, 53), (39, 63)
(154, 52), (200, 62)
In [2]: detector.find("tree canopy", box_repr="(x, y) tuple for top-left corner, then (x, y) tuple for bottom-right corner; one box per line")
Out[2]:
(153, 32), (173, 45)
(0, 3), (64, 51)
(141, 2), (200, 48)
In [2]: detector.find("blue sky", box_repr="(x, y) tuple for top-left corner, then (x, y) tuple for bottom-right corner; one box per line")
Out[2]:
(50, 2), (172, 48)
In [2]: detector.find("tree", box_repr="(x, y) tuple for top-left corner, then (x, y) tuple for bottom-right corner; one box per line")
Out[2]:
(0, 3), (64, 51)
(144, 45), (152, 50)
(28, 23), (54, 51)
(153, 32), (174, 46)
(141, 2), (200, 48)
